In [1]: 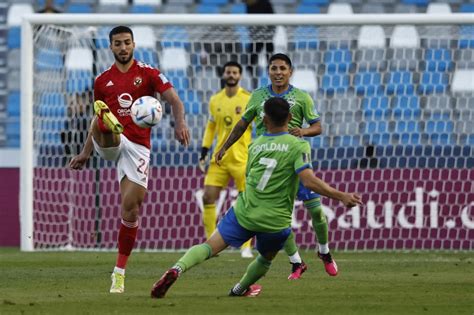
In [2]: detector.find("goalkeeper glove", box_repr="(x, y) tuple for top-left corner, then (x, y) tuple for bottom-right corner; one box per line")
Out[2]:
(198, 147), (209, 173)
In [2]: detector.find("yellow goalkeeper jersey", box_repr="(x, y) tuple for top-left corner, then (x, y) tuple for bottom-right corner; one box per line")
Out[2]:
(202, 87), (252, 164)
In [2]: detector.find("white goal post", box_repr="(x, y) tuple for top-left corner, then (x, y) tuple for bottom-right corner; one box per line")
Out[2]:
(20, 13), (473, 251)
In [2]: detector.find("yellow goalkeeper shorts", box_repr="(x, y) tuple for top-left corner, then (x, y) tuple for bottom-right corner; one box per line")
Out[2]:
(204, 161), (246, 191)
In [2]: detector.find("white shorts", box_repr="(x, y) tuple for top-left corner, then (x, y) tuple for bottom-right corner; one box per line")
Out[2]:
(92, 134), (150, 189)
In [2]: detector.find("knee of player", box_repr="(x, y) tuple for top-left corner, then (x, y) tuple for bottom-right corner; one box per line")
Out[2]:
(202, 191), (218, 205)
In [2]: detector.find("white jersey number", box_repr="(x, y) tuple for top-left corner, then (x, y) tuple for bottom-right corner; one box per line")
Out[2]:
(257, 158), (277, 191)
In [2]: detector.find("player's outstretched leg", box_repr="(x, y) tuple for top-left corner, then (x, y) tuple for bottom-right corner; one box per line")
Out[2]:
(228, 255), (271, 297)
(94, 100), (124, 134)
(110, 271), (125, 293)
(283, 232), (307, 280)
(305, 197), (338, 276)
(151, 243), (212, 298)
(228, 284), (262, 297)
(318, 251), (338, 276)
(289, 260), (308, 280)
(151, 268), (179, 298)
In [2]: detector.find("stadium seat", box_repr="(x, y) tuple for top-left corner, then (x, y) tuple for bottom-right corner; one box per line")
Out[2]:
(320, 73), (350, 95)
(230, 3), (245, 13)
(390, 26), (420, 48)
(130, 5), (156, 13)
(133, 0), (162, 4)
(356, 48), (387, 72)
(7, 70), (20, 92)
(36, 48), (64, 72)
(301, 0), (329, 5)
(295, 4), (320, 14)
(292, 26), (318, 50)
(195, 4), (221, 14)
(385, 71), (415, 95)
(67, 3), (93, 13)
(426, 3), (452, 13)
(360, 3), (385, 13)
(327, 3), (353, 14)
(451, 70), (474, 93)
(324, 48), (352, 74)
(358, 26), (386, 49)
(160, 26), (190, 49)
(418, 72), (449, 95)
(160, 47), (188, 71)
(6, 120), (20, 147)
(135, 48), (159, 67)
(354, 70), (383, 96)
(99, 0), (127, 4)
(6, 91), (20, 117)
(65, 47), (93, 93)
(290, 69), (318, 95)
(424, 49), (453, 72)
(401, 0), (429, 6)
(460, 4), (474, 13)
(7, 27), (21, 49)
(132, 26), (156, 48)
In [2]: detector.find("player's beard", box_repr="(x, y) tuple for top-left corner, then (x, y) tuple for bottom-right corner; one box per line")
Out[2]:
(114, 51), (133, 65)
(225, 78), (239, 87)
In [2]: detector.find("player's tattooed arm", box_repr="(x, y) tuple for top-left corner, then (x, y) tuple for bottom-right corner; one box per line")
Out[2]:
(215, 119), (250, 165)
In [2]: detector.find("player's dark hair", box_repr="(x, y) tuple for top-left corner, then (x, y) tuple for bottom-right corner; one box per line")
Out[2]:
(223, 61), (242, 74)
(268, 53), (292, 68)
(109, 25), (134, 43)
(264, 97), (290, 127)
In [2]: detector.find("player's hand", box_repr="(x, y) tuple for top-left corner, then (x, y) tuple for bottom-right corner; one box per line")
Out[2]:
(215, 148), (226, 166)
(175, 120), (190, 146)
(198, 158), (207, 173)
(289, 127), (305, 137)
(341, 193), (363, 208)
(69, 153), (89, 170)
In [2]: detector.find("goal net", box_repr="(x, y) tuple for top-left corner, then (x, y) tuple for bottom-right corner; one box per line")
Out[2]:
(21, 14), (473, 251)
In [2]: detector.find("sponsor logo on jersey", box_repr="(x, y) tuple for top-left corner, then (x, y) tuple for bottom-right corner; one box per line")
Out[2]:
(117, 108), (131, 116)
(106, 80), (114, 87)
(118, 93), (133, 108)
(134, 76), (143, 86)
(286, 97), (296, 108)
(224, 116), (233, 127)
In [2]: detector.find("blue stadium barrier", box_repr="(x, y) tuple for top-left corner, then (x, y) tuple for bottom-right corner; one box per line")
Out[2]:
(130, 5), (156, 14)
(36, 48), (64, 72)
(134, 48), (159, 67)
(66, 3), (94, 13)
(230, 3), (245, 13)
(7, 27), (21, 49)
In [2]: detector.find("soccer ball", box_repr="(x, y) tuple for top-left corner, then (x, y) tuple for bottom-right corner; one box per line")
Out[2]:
(130, 96), (163, 128)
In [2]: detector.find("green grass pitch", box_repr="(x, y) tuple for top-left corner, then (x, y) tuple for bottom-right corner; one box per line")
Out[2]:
(0, 248), (473, 315)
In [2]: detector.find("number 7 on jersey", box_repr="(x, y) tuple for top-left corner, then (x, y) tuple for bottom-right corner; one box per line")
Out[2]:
(256, 158), (277, 191)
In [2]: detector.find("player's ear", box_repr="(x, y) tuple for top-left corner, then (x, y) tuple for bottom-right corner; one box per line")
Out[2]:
(287, 113), (292, 124)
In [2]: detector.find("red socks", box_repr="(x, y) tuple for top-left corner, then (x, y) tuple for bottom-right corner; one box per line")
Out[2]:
(97, 117), (111, 133)
(116, 219), (138, 269)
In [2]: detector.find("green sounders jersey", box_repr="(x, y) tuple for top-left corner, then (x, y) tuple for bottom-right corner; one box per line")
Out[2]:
(242, 85), (320, 136)
(234, 132), (312, 232)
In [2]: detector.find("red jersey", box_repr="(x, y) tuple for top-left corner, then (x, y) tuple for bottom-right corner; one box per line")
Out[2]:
(94, 60), (173, 149)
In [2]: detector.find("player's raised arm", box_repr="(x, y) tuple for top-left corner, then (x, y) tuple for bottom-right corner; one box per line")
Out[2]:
(215, 118), (250, 165)
(298, 168), (362, 208)
(162, 88), (190, 146)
